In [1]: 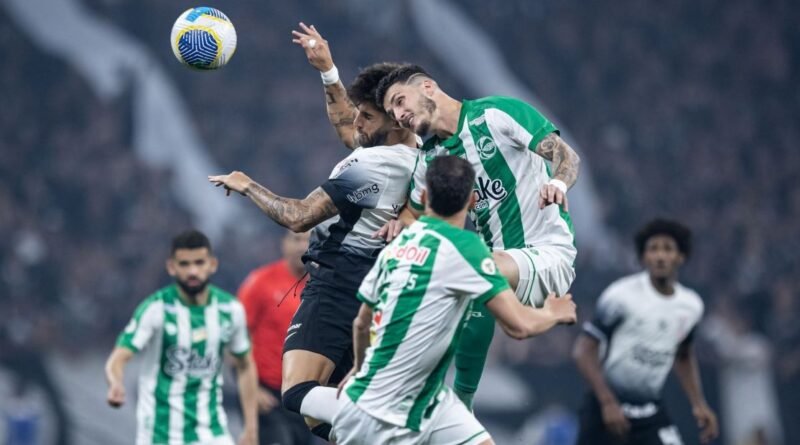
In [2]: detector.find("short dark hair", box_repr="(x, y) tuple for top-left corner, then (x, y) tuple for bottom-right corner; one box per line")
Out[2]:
(426, 156), (475, 217)
(375, 64), (431, 110)
(171, 229), (212, 255)
(347, 62), (403, 107)
(634, 219), (692, 258)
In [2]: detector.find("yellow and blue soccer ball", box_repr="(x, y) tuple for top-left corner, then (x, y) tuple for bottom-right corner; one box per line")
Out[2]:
(170, 7), (237, 70)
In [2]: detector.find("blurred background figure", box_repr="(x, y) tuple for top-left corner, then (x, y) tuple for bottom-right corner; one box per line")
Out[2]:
(0, 0), (797, 443)
(237, 230), (312, 445)
(703, 296), (783, 445)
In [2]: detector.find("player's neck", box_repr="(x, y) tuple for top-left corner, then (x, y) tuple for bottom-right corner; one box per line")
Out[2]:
(427, 209), (468, 229)
(434, 96), (462, 139)
(386, 130), (418, 148)
(649, 274), (676, 296)
(177, 287), (210, 306)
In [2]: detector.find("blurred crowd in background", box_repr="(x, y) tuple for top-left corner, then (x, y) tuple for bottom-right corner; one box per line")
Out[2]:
(1, 0), (797, 444)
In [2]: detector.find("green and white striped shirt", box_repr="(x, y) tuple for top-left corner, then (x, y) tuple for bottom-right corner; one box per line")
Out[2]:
(345, 216), (509, 432)
(117, 284), (250, 445)
(408, 96), (575, 251)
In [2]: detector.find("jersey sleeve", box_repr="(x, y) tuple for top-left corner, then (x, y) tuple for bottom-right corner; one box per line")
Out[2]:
(407, 149), (429, 212)
(116, 298), (163, 352)
(447, 234), (510, 304)
(486, 97), (558, 152)
(227, 302), (252, 356)
(356, 256), (383, 308)
(583, 285), (626, 342)
(321, 149), (388, 213)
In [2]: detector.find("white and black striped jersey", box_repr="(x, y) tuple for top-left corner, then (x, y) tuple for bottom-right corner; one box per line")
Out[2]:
(303, 144), (417, 287)
(583, 272), (704, 403)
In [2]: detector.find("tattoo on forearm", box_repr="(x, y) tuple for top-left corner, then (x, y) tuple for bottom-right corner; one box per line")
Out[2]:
(247, 184), (338, 231)
(536, 133), (581, 187)
(325, 82), (357, 130)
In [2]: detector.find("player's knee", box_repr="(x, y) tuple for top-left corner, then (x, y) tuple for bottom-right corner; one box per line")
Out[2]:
(492, 251), (519, 289)
(281, 380), (319, 414)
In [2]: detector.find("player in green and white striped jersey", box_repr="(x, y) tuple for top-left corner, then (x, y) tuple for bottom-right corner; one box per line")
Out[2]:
(332, 156), (577, 445)
(105, 230), (258, 445)
(376, 64), (581, 409)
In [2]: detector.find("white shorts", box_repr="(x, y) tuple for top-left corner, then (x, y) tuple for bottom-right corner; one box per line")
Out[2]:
(505, 244), (576, 307)
(332, 388), (490, 445)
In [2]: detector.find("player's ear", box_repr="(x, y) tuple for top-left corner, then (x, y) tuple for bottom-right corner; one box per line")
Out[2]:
(166, 258), (176, 277)
(420, 189), (428, 207)
(208, 255), (219, 274)
(422, 79), (437, 97)
(468, 192), (477, 210)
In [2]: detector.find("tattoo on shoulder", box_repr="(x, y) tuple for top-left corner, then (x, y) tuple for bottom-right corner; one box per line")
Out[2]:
(535, 133), (560, 161)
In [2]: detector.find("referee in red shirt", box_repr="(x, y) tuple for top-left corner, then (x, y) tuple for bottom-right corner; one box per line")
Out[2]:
(238, 230), (311, 445)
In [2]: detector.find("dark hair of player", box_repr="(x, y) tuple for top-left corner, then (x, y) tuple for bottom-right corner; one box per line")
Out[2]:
(634, 219), (692, 258)
(374, 64), (431, 110)
(425, 156), (476, 217)
(171, 229), (212, 255)
(347, 62), (404, 107)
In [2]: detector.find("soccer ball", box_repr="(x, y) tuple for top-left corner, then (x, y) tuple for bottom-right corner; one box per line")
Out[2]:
(170, 7), (237, 70)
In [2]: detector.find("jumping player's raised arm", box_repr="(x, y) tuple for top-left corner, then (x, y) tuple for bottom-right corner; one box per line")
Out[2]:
(292, 23), (358, 150)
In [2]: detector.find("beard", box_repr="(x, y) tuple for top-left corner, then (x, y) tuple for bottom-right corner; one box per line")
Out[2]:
(355, 127), (389, 148)
(413, 96), (437, 137)
(176, 277), (209, 297)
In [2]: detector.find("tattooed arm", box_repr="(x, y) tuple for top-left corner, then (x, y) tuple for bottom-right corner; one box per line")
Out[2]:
(208, 171), (338, 232)
(535, 132), (581, 188)
(534, 132), (581, 210)
(292, 23), (358, 149)
(324, 82), (358, 149)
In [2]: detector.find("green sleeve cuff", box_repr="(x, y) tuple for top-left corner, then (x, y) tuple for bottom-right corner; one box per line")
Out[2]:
(356, 291), (378, 308)
(408, 198), (424, 211)
(528, 124), (558, 152)
(474, 282), (511, 305)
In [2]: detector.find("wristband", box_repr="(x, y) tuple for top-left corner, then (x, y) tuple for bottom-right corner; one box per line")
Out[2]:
(320, 65), (339, 86)
(548, 179), (568, 194)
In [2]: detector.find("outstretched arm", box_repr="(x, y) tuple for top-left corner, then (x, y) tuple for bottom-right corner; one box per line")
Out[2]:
(209, 171), (338, 232)
(232, 352), (259, 445)
(486, 291), (576, 340)
(673, 340), (719, 443)
(535, 133), (581, 210)
(292, 23), (358, 149)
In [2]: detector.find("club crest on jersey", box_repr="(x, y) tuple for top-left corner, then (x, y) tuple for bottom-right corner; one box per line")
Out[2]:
(481, 258), (497, 275)
(476, 136), (498, 160)
(384, 244), (431, 265)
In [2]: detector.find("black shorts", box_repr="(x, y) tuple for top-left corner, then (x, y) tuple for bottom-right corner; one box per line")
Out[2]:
(576, 394), (685, 445)
(283, 275), (362, 384)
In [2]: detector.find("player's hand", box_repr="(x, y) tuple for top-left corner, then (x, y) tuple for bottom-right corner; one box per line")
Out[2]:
(373, 218), (406, 242)
(692, 403), (719, 443)
(291, 22), (334, 72)
(256, 387), (280, 413)
(538, 183), (568, 211)
(107, 382), (126, 408)
(543, 292), (577, 325)
(336, 367), (357, 399)
(600, 400), (630, 438)
(208, 171), (252, 196)
(237, 427), (258, 445)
